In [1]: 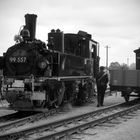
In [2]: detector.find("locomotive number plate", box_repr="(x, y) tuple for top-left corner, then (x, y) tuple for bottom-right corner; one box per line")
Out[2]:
(9, 56), (27, 63)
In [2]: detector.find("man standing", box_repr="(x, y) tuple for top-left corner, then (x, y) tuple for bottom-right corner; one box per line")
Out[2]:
(96, 66), (108, 107)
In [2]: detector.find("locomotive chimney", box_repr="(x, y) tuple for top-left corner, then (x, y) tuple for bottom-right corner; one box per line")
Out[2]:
(25, 14), (37, 41)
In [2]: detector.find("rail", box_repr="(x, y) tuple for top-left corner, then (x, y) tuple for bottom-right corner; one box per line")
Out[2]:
(0, 98), (139, 140)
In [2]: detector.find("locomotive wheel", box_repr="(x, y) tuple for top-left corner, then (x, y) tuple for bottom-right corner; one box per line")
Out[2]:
(57, 82), (65, 105)
(76, 82), (87, 105)
(53, 82), (65, 107)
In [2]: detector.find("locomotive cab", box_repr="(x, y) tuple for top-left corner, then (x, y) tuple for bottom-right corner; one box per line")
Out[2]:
(48, 29), (99, 77)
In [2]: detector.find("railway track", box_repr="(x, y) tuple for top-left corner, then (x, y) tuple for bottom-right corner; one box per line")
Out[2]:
(0, 107), (62, 135)
(0, 97), (96, 134)
(0, 98), (140, 140)
(0, 111), (37, 126)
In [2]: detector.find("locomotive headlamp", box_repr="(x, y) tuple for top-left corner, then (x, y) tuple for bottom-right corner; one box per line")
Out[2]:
(38, 61), (47, 69)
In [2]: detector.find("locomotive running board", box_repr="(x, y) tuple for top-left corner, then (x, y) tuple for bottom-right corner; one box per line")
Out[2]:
(38, 75), (93, 81)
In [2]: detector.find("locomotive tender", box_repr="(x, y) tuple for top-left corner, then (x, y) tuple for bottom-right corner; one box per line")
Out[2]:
(0, 14), (99, 111)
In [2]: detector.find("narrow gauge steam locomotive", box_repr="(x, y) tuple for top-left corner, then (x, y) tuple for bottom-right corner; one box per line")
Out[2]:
(110, 48), (140, 102)
(0, 14), (100, 111)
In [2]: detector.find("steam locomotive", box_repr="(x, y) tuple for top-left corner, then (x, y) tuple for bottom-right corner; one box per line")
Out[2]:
(0, 14), (100, 111)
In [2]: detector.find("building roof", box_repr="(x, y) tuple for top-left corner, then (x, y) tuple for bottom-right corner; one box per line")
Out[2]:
(134, 48), (140, 53)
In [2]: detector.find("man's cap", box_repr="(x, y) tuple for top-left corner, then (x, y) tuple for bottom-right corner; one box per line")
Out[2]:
(100, 66), (105, 70)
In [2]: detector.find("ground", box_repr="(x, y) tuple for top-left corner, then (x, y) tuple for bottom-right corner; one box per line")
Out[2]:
(0, 93), (140, 140)
(82, 109), (140, 140)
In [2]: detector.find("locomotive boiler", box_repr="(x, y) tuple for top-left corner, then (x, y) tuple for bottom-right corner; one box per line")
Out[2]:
(0, 14), (100, 111)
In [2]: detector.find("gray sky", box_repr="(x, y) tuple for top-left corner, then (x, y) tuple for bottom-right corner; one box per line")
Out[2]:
(0, 0), (140, 66)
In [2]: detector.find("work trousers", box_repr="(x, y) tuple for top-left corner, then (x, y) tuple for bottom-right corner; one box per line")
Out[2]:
(97, 86), (106, 106)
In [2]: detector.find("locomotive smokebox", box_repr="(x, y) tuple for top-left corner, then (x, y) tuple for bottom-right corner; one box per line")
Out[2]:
(25, 14), (37, 41)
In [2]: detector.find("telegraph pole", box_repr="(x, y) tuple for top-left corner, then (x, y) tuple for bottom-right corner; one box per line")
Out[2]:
(127, 57), (129, 67)
(105, 46), (110, 69)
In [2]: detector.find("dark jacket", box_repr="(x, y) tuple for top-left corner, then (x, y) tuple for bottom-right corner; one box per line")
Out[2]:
(96, 71), (108, 87)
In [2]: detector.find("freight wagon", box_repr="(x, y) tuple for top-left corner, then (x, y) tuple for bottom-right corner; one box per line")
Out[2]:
(110, 48), (140, 102)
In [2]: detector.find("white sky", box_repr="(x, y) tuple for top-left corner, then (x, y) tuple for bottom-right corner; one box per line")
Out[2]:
(0, 0), (140, 66)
